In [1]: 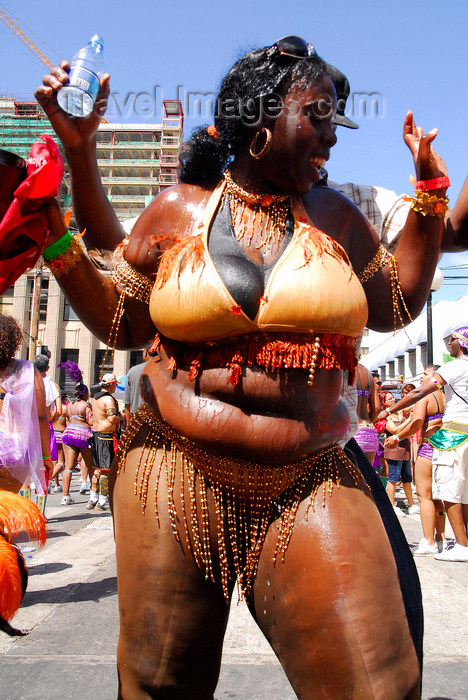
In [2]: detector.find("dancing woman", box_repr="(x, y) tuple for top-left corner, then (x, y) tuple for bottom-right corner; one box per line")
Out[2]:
(36, 37), (447, 698)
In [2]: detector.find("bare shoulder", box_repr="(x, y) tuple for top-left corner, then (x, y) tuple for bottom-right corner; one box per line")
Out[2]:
(125, 184), (214, 274)
(302, 185), (376, 255)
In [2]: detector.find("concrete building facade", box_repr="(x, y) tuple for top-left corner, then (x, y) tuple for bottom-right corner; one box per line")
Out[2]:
(0, 97), (183, 392)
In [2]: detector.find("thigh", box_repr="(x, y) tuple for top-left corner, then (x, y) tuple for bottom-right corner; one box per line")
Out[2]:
(414, 456), (432, 498)
(62, 443), (78, 469)
(113, 426), (232, 699)
(401, 459), (412, 483)
(250, 467), (420, 700)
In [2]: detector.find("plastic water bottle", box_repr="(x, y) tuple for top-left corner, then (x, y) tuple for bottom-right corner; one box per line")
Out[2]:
(57, 35), (104, 117)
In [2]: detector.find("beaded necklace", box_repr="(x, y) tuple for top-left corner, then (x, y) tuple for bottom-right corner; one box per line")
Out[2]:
(223, 169), (290, 250)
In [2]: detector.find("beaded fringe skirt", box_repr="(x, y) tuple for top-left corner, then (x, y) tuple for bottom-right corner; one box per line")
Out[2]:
(117, 405), (363, 600)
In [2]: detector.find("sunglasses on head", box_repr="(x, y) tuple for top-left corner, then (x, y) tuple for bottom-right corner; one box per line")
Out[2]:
(273, 36), (317, 59)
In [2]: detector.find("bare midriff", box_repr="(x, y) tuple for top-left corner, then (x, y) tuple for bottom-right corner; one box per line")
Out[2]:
(140, 344), (350, 465)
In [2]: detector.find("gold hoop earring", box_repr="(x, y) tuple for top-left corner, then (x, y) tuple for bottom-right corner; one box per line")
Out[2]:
(249, 128), (272, 159)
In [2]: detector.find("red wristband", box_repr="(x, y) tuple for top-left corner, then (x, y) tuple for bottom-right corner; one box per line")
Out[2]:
(413, 176), (450, 191)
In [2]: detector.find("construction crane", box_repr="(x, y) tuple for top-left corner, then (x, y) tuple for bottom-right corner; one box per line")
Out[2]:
(0, 8), (54, 70)
(0, 7), (108, 122)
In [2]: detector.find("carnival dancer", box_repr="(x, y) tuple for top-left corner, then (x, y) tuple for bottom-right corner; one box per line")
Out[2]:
(385, 366), (446, 555)
(58, 363), (94, 506)
(36, 36), (447, 698)
(87, 374), (120, 512)
(50, 391), (68, 493)
(353, 363), (381, 463)
(0, 314), (53, 496)
(379, 328), (468, 562)
(0, 314), (48, 634)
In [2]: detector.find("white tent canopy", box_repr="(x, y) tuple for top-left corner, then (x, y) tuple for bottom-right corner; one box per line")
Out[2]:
(362, 293), (468, 374)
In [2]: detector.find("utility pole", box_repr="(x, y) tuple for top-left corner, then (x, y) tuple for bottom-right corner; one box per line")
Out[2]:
(29, 265), (43, 360)
(426, 291), (433, 366)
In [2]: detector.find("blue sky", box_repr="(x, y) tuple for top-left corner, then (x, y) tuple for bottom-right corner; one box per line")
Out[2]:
(1, 0), (468, 302)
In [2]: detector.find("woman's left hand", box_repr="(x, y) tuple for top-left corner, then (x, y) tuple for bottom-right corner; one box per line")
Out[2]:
(403, 110), (448, 181)
(384, 435), (399, 448)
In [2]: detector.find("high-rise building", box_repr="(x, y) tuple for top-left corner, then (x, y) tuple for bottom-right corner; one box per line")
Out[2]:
(0, 97), (183, 390)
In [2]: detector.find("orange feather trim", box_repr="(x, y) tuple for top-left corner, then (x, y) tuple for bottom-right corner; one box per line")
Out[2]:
(0, 490), (47, 547)
(153, 332), (357, 387)
(155, 234), (205, 289)
(0, 536), (23, 621)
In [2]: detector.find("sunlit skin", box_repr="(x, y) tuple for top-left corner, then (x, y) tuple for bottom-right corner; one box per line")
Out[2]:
(61, 390), (93, 499)
(34, 52), (449, 698)
(377, 338), (468, 550)
(386, 368), (445, 546)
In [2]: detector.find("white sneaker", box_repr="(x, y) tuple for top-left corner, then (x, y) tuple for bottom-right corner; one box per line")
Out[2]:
(408, 504), (420, 515)
(393, 505), (406, 517)
(434, 543), (468, 561)
(412, 538), (438, 556)
(54, 484), (63, 493)
(79, 483), (89, 494)
(95, 497), (110, 512)
(60, 495), (75, 506)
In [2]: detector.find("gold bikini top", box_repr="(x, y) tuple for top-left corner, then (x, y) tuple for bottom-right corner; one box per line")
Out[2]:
(149, 181), (368, 344)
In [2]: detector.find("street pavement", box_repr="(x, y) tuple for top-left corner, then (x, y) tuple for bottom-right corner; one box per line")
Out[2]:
(1, 473), (467, 699)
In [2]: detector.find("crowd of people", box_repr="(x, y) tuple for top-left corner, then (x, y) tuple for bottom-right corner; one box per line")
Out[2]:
(1, 31), (468, 698)
(358, 347), (468, 564)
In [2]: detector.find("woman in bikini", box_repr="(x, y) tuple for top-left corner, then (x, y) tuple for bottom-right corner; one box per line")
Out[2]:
(385, 365), (446, 554)
(60, 383), (93, 506)
(354, 363), (381, 463)
(36, 36), (447, 698)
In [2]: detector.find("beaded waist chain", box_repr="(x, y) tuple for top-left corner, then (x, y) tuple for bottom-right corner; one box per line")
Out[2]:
(117, 405), (364, 600)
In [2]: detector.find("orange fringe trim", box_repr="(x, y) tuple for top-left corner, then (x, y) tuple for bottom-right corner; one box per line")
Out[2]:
(117, 406), (365, 601)
(0, 490), (47, 547)
(152, 332), (357, 386)
(0, 535), (23, 621)
(155, 234), (205, 288)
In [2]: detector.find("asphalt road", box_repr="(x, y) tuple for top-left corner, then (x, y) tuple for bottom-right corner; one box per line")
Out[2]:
(1, 474), (467, 699)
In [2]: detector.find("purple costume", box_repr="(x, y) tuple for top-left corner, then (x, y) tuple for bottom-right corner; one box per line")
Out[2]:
(354, 422), (379, 453)
(417, 439), (434, 461)
(62, 423), (92, 451)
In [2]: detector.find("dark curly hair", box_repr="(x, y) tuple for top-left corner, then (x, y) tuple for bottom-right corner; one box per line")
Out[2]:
(0, 313), (23, 367)
(74, 382), (89, 399)
(178, 44), (327, 186)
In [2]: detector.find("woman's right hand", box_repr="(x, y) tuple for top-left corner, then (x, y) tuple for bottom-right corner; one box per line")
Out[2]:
(35, 61), (110, 151)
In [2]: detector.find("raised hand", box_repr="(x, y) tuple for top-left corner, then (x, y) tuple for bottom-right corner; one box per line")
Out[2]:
(35, 61), (110, 150)
(403, 110), (448, 182)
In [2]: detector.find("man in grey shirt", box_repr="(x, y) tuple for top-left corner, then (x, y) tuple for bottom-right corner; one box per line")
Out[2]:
(124, 347), (158, 423)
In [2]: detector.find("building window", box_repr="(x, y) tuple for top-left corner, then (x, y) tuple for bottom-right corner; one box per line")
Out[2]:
(94, 349), (112, 384)
(39, 277), (49, 322)
(380, 366), (386, 381)
(63, 299), (79, 321)
(27, 274), (49, 322)
(408, 350), (416, 376)
(0, 285), (14, 313)
(387, 361), (395, 378)
(397, 356), (405, 378)
(420, 343), (428, 368)
(58, 349), (79, 395)
(129, 350), (143, 368)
